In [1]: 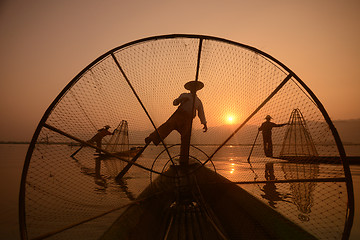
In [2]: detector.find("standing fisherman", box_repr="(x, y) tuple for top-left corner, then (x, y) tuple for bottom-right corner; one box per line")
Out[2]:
(258, 115), (287, 157)
(145, 81), (207, 164)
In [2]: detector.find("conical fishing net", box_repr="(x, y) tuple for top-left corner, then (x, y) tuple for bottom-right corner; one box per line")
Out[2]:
(102, 120), (129, 178)
(280, 108), (318, 157)
(20, 35), (354, 240)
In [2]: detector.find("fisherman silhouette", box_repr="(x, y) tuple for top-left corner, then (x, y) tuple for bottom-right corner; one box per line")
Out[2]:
(70, 125), (113, 158)
(145, 81), (207, 164)
(258, 115), (286, 157)
(70, 125), (113, 185)
(87, 125), (113, 153)
(87, 125), (113, 184)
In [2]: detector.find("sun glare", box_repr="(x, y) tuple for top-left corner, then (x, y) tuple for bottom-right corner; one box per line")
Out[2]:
(225, 115), (236, 124)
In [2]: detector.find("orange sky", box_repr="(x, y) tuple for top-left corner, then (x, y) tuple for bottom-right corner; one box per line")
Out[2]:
(0, 0), (359, 141)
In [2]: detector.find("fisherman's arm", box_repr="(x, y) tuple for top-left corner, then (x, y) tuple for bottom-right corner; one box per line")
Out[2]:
(173, 93), (188, 106)
(197, 101), (207, 132)
(202, 123), (208, 132)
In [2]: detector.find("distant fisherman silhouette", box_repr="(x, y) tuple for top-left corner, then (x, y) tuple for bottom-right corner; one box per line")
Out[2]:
(258, 115), (286, 157)
(88, 125), (113, 183)
(87, 125), (113, 153)
(70, 125), (113, 183)
(145, 81), (207, 164)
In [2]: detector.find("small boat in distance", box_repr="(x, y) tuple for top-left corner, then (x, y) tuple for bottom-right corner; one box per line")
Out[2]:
(103, 120), (142, 158)
(120, 146), (143, 157)
(99, 146), (142, 158)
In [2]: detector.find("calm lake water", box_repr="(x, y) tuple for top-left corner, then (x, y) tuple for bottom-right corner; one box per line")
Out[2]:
(0, 144), (359, 240)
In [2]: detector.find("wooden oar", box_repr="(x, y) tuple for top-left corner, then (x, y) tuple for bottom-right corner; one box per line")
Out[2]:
(70, 146), (83, 158)
(247, 130), (260, 164)
(115, 142), (150, 182)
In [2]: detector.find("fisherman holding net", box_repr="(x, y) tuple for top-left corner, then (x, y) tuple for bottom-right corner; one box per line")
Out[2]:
(69, 125), (113, 184)
(258, 115), (287, 157)
(145, 80), (207, 164)
(71, 125), (113, 157)
(87, 125), (113, 153)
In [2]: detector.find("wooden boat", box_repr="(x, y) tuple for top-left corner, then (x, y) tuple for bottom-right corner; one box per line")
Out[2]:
(113, 147), (143, 158)
(278, 156), (360, 165)
(96, 147), (142, 158)
(101, 161), (317, 240)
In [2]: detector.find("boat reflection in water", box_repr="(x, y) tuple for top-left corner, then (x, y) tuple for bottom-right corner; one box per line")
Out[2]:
(251, 161), (320, 223)
(216, 150), (348, 240)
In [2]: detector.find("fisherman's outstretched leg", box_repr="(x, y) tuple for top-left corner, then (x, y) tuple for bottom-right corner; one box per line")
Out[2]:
(145, 113), (177, 145)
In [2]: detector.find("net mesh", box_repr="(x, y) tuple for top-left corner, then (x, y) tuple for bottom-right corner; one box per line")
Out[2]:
(280, 108), (318, 157)
(20, 35), (352, 240)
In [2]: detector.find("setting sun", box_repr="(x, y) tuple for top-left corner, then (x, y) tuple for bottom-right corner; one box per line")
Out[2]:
(225, 115), (236, 124)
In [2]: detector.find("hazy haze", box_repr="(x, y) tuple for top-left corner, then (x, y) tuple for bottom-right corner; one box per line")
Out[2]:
(0, 0), (359, 141)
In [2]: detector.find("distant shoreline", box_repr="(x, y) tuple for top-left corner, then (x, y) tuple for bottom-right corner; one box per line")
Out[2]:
(0, 141), (30, 144)
(1, 141), (359, 165)
(1, 141), (360, 145)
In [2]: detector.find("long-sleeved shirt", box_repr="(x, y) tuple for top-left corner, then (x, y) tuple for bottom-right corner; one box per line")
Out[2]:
(259, 121), (286, 139)
(93, 128), (112, 140)
(173, 93), (207, 124)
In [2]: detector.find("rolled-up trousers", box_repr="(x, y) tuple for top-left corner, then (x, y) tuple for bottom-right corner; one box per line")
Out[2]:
(148, 109), (192, 164)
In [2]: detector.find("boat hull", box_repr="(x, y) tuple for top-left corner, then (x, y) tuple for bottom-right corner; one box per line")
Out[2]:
(100, 163), (316, 240)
